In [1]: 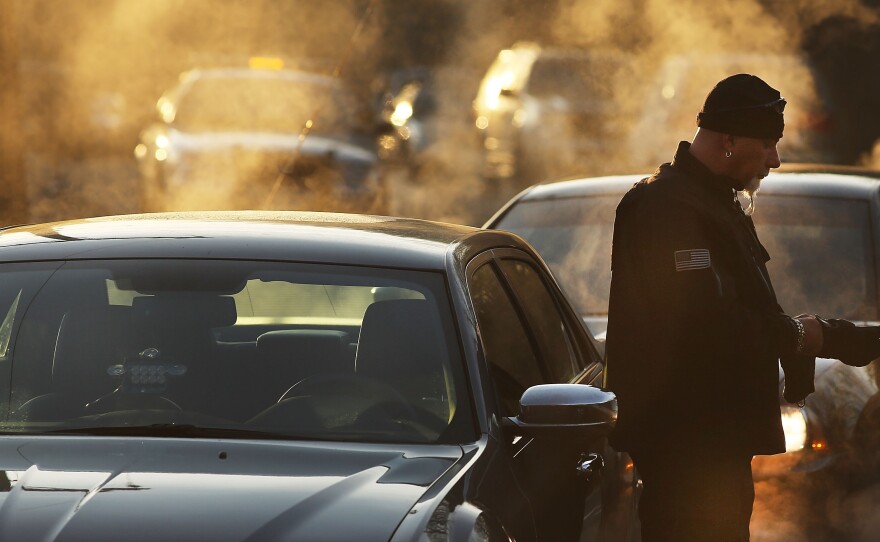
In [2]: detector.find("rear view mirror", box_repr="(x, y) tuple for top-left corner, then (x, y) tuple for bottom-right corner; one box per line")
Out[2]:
(112, 260), (249, 294)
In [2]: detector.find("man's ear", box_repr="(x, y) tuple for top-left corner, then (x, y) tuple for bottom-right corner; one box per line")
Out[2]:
(722, 133), (737, 153)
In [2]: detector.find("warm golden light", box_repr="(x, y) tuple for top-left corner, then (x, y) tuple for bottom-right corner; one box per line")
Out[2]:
(483, 69), (519, 111)
(159, 99), (175, 123)
(780, 405), (808, 453)
(390, 101), (413, 127)
(248, 56), (284, 70)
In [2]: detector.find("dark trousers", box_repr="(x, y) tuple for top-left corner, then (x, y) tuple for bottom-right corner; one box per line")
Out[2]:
(631, 448), (755, 542)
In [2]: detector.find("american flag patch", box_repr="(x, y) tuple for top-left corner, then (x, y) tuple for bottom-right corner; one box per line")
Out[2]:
(674, 249), (711, 271)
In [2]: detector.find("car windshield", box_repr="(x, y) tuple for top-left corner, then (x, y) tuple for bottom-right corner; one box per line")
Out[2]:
(173, 75), (363, 135)
(496, 192), (877, 324)
(0, 259), (471, 444)
(756, 195), (876, 320)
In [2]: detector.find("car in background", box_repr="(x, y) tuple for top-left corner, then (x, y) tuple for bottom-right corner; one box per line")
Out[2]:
(134, 63), (385, 214)
(472, 42), (637, 189)
(0, 211), (637, 541)
(374, 67), (436, 172)
(486, 165), (880, 539)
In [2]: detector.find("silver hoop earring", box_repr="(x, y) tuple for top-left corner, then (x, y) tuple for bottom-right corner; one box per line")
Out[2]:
(725, 150), (732, 158)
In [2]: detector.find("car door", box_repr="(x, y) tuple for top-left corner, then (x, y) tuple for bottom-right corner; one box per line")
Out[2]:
(468, 248), (607, 541)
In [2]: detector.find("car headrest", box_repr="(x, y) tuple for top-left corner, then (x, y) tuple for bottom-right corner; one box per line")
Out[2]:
(257, 330), (348, 366)
(355, 299), (446, 379)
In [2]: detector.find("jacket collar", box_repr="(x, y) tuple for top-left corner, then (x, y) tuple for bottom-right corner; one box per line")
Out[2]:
(670, 141), (742, 208)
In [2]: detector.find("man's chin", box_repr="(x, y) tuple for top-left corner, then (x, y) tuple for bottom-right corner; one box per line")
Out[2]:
(744, 176), (762, 195)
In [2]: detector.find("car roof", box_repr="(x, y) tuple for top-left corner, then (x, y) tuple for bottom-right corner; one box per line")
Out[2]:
(0, 211), (521, 269)
(179, 67), (341, 87)
(509, 166), (880, 203)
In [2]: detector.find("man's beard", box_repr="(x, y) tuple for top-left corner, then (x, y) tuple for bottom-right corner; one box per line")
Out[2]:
(741, 177), (762, 216)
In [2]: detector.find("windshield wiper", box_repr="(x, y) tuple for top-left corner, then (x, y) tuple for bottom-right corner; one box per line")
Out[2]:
(38, 424), (306, 440)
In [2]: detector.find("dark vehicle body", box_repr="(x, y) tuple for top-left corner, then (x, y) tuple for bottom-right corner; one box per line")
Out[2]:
(0, 212), (636, 542)
(134, 67), (385, 214)
(487, 166), (880, 537)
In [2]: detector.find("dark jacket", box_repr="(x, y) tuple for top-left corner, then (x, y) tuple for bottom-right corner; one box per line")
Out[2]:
(606, 142), (811, 456)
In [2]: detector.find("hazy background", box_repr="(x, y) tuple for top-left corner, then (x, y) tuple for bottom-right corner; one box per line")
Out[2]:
(0, 0), (880, 224)
(1, 1), (880, 540)
(1, 0), (879, 226)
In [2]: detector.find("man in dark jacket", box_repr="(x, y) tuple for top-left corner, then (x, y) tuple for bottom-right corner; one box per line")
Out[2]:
(605, 74), (880, 541)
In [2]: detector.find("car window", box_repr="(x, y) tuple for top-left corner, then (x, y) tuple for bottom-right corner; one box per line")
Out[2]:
(470, 262), (543, 416)
(494, 195), (619, 320)
(0, 293), (21, 359)
(0, 259), (473, 445)
(753, 195), (876, 320)
(0, 264), (61, 361)
(496, 258), (581, 383)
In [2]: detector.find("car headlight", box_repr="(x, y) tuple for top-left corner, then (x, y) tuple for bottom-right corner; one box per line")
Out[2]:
(781, 404), (808, 453)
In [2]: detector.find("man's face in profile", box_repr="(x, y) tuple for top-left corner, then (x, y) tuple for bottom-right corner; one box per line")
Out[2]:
(731, 136), (782, 197)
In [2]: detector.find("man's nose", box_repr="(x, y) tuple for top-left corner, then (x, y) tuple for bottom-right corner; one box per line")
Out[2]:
(767, 147), (781, 169)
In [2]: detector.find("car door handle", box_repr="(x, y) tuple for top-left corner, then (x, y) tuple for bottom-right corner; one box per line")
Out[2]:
(576, 452), (604, 481)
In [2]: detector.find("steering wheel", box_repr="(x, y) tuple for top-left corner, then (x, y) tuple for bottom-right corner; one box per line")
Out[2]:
(84, 388), (183, 415)
(282, 374), (417, 414)
(272, 373), (433, 434)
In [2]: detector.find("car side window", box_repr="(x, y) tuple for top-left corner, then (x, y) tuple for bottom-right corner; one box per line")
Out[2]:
(470, 262), (543, 416)
(497, 258), (581, 383)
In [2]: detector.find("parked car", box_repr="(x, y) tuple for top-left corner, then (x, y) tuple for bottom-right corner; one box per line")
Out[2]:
(134, 64), (385, 214)
(472, 42), (637, 188)
(0, 211), (638, 541)
(485, 165), (880, 538)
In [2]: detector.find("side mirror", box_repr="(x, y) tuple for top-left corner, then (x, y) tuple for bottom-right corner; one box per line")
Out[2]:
(504, 383), (617, 441)
(499, 88), (518, 98)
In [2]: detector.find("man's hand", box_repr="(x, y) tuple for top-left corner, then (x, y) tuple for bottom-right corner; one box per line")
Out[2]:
(816, 317), (880, 367)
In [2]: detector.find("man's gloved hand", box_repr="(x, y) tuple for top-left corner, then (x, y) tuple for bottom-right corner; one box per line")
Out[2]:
(817, 317), (880, 367)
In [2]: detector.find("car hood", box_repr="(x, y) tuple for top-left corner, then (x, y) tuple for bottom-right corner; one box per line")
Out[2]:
(169, 130), (377, 163)
(0, 436), (462, 542)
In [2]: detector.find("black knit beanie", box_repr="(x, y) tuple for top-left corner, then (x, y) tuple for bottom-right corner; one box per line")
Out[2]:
(696, 74), (785, 139)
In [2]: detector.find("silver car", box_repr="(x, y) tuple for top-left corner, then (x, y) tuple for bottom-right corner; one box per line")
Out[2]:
(134, 66), (384, 213)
